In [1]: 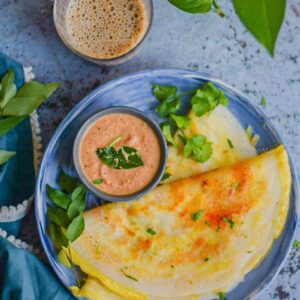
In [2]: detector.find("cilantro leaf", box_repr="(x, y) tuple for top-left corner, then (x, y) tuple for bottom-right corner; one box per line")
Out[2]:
(294, 240), (300, 248)
(192, 210), (204, 221)
(161, 122), (175, 145)
(170, 114), (191, 129)
(0, 69), (17, 109)
(93, 178), (103, 185)
(227, 138), (234, 149)
(191, 82), (229, 117)
(96, 145), (144, 170)
(223, 218), (235, 229)
(146, 228), (157, 235)
(153, 84), (181, 117)
(46, 184), (70, 210)
(217, 291), (227, 300)
(161, 172), (172, 182)
(184, 135), (213, 163)
(66, 213), (85, 242)
(260, 97), (267, 107)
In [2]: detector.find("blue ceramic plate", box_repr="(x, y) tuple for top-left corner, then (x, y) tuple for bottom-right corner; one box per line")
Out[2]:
(35, 69), (299, 300)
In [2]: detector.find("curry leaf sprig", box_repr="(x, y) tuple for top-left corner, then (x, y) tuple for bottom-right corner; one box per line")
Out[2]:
(47, 170), (86, 248)
(96, 135), (144, 170)
(153, 82), (229, 164)
(168, 0), (286, 56)
(0, 69), (60, 166)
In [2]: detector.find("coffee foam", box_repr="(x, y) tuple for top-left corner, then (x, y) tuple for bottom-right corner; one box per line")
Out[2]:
(66, 0), (147, 59)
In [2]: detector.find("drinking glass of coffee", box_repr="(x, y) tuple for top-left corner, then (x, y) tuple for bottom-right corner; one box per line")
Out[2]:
(53, 0), (153, 66)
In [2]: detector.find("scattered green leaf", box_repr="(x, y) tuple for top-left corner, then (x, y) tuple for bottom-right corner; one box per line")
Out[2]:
(168, 0), (214, 14)
(121, 268), (138, 282)
(192, 209), (204, 221)
(204, 257), (209, 262)
(46, 184), (70, 210)
(294, 240), (300, 248)
(161, 122), (175, 145)
(260, 96), (267, 107)
(170, 114), (191, 129)
(217, 291), (227, 300)
(71, 184), (87, 202)
(66, 214), (85, 242)
(67, 191), (86, 219)
(153, 84), (181, 117)
(0, 149), (16, 166)
(233, 0), (286, 56)
(191, 82), (229, 117)
(161, 172), (172, 182)
(146, 228), (157, 235)
(204, 220), (211, 227)
(184, 135), (213, 163)
(223, 218), (235, 229)
(92, 178), (103, 185)
(227, 138), (234, 149)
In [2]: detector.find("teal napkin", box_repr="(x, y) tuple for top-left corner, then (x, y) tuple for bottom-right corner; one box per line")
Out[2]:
(0, 53), (75, 300)
(0, 237), (73, 300)
(0, 53), (35, 237)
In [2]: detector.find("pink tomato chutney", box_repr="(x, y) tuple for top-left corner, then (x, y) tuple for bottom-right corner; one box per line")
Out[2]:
(79, 113), (161, 195)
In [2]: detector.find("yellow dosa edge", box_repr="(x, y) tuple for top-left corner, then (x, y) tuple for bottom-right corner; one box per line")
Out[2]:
(67, 245), (147, 300)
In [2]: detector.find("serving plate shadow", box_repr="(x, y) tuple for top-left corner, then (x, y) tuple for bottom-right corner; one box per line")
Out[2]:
(35, 69), (299, 300)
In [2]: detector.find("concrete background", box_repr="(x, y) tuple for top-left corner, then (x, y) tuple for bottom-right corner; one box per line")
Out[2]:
(0, 0), (299, 299)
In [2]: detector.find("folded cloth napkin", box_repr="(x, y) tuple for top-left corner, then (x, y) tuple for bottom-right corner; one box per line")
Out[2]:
(0, 53), (74, 300)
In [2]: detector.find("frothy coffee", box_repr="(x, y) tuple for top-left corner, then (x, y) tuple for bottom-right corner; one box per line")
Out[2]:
(66, 0), (147, 59)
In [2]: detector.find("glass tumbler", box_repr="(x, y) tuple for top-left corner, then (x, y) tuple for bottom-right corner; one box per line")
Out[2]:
(53, 0), (153, 66)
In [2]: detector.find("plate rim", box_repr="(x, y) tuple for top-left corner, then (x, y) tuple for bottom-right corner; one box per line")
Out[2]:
(35, 68), (299, 299)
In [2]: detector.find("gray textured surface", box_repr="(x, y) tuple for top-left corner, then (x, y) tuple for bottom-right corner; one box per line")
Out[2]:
(0, 0), (299, 299)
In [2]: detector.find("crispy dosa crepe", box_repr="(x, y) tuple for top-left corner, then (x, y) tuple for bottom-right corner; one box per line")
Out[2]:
(70, 146), (291, 300)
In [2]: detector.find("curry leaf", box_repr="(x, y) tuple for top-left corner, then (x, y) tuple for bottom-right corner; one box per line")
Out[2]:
(60, 170), (78, 194)
(46, 184), (70, 210)
(191, 82), (229, 117)
(66, 214), (85, 242)
(0, 149), (16, 166)
(2, 81), (60, 116)
(168, 0), (213, 14)
(47, 205), (70, 228)
(48, 221), (68, 249)
(233, 0), (286, 56)
(0, 116), (26, 137)
(71, 185), (87, 202)
(184, 135), (213, 163)
(0, 69), (17, 109)
(68, 186), (87, 219)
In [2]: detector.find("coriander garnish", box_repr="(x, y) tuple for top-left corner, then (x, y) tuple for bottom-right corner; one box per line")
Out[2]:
(223, 218), (235, 229)
(260, 97), (267, 107)
(92, 178), (103, 185)
(146, 228), (157, 235)
(121, 268), (138, 282)
(161, 172), (172, 182)
(96, 136), (143, 170)
(217, 291), (227, 300)
(192, 210), (204, 221)
(294, 240), (300, 248)
(227, 138), (234, 149)
(184, 135), (213, 163)
(204, 257), (209, 262)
